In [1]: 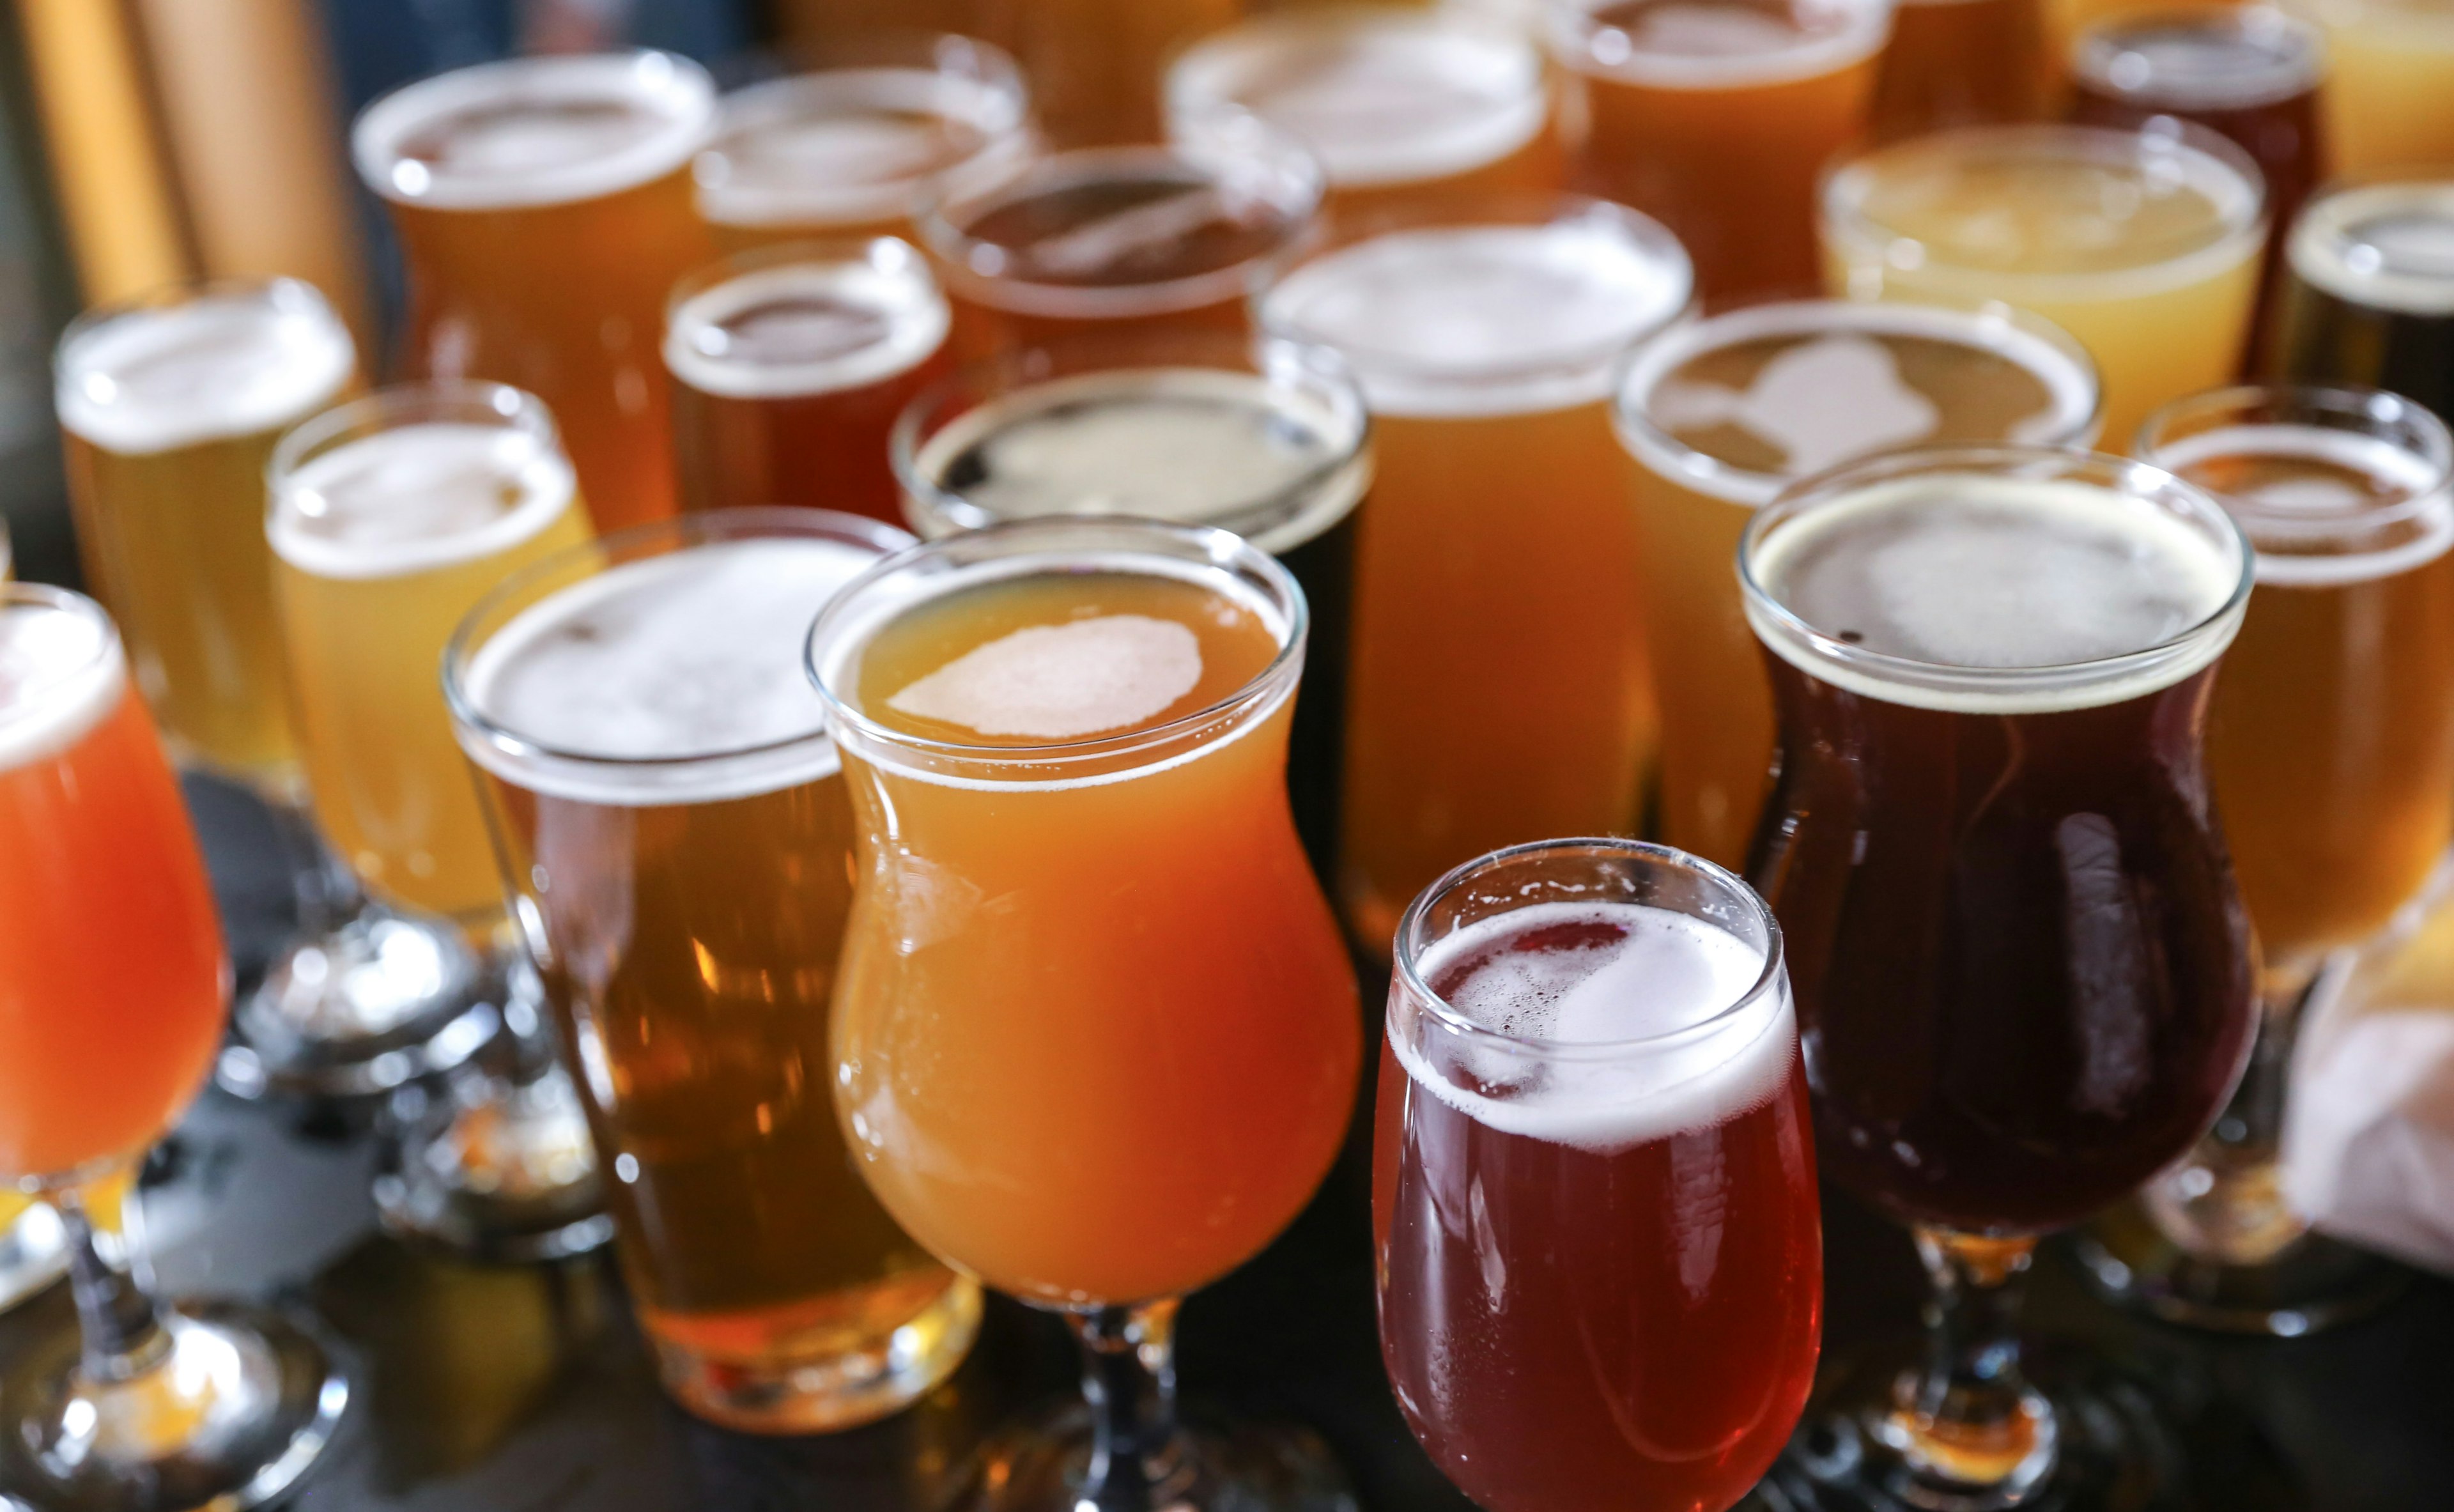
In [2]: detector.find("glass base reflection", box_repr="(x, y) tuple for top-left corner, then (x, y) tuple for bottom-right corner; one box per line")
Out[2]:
(944, 1400), (1355, 1512)
(647, 1272), (982, 1435)
(2072, 1208), (2409, 1338)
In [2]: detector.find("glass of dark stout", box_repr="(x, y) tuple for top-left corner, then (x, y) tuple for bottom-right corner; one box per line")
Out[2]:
(1739, 446), (2259, 1510)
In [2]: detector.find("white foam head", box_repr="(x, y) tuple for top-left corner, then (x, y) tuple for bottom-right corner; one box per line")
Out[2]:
(1168, 10), (1548, 189)
(2072, 8), (2323, 112)
(355, 52), (716, 211)
(2150, 424), (2454, 586)
(270, 420), (576, 581)
(0, 592), (127, 774)
(1260, 210), (1693, 416)
(1394, 900), (1792, 1154)
(2291, 180), (2454, 317)
(1546, 0), (1893, 89)
(664, 240), (949, 400)
(459, 536), (893, 806)
(1745, 471), (2248, 713)
(56, 282), (355, 456)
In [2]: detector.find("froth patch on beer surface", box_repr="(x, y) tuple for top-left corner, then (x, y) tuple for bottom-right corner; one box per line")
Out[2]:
(1655, 335), (1939, 478)
(58, 295), (355, 455)
(0, 601), (123, 773)
(270, 424), (576, 581)
(887, 615), (1205, 739)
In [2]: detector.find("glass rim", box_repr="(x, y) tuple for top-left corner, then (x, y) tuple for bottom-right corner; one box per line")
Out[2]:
(1392, 837), (1790, 1061)
(268, 378), (560, 498)
(442, 505), (913, 774)
(664, 231), (936, 321)
(1543, 0), (1892, 86)
(0, 582), (121, 736)
(52, 274), (345, 383)
(2288, 175), (2454, 318)
(2069, 6), (2324, 112)
(1739, 442), (2255, 698)
(1612, 298), (2105, 509)
(889, 327), (1372, 542)
(660, 234), (949, 401)
(804, 514), (1309, 769)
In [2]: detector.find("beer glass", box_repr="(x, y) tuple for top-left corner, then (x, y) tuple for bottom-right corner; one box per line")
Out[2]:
(1547, 0), (1892, 301)
(54, 278), (495, 1102)
(2086, 384), (2454, 1332)
(666, 236), (953, 526)
(1870, 0), (2044, 140)
(2273, 178), (2454, 417)
(1166, 8), (1564, 218)
(1258, 191), (1693, 952)
(693, 34), (1034, 251)
(1614, 298), (2102, 870)
(893, 327), (1370, 881)
(919, 121), (1324, 363)
(0, 583), (345, 1508)
(2285, 0), (2454, 174)
(973, 0), (1239, 149)
(1743, 447), (2257, 1510)
(1821, 123), (2269, 445)
(353, 50), (720, 534)
(270, 382), (605, 1260)
(445, 509), (981, 1431)
(806, 518), (1360, 1511)
(1378, 838), (1822, 1512)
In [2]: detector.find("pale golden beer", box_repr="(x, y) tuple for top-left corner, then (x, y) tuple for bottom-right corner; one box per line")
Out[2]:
(447, 510), (979, 1433)
(353, 52), (719, 534)
(1166, 8), (1564, 217)
(54, 279), (356, 787)
(2287, 0), (2454, 173)
(1614, 300), (2101, 867)
(269, 383), (592, 926)
(1259, 194), (1693, 949)
(693, 36), (1034, 251)
(1822, 123), (2267, 446)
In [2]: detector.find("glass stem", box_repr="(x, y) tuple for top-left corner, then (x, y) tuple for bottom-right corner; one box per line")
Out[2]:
(1070, 1299), (1185, 1512)
(265, 794), (362, 934)
(55, 1184), (166, 1385)
(1890, 1228), (2054, 1492)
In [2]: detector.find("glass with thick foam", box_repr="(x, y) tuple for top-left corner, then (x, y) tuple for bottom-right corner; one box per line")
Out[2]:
(1614, 300), (2101, 869)
(1260, 192), (1694, 952)
(354, 51), (719, 533)
(1377, 838), (1821, 1512)
(2273, 179), (2454, 418)
(665, 236), (952, 527)
(1822, 123), (2269, 446)
(1742, 447), (2255, 1509)
(446, 509), (978, 1432)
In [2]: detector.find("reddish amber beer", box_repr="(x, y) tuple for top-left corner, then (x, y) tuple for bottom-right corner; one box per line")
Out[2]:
(665, 237), (952, 526)
(354, 52), (719, 532)
(1378, 839), (1821, 1512)
(1872, 0), (2046, 139)
(975, 0), (1239, 148)
(1548, 0), (1892, 300)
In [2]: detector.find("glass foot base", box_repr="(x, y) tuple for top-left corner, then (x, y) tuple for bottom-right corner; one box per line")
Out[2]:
(0, 1300), (348, 1512)
(0, 1201), (69, 1313)
(2071, 1208), (2409, 1337)
(648, 1272), (984, 1434)
(219, 903), (494, 1100)
(945, 1401), (1356, 1512)
(373, 1055), (610, 1265)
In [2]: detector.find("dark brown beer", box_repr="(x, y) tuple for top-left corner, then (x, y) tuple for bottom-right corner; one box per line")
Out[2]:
(2273, 179), (2454, 418)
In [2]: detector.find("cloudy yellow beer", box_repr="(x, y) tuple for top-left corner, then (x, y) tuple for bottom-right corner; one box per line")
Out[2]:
(2288, 0), (2454, 173)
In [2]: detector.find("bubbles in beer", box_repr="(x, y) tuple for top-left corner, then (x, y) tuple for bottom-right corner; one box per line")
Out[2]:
(56, 288), (354, 455)
(887, 614), (1204, 740)
(269, 423), (577, 580)
(0, 598), (123, 773)
(663, 243), (950, 399)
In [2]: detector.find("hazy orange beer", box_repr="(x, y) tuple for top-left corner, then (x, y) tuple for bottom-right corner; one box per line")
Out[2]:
(353, 52), (719, 533)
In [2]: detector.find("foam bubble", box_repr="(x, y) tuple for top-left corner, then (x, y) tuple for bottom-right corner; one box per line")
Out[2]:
(697, 68), (1028, 228)
(2153, 424), (2454, 587)
(886, 614), (1203, 739)
(270, 422), (577, 581)
(1396, 901), (1792, 1153)
(57, 290), (355, 456)
(0, 598), (125, 774)
(664, 247), (948, 400)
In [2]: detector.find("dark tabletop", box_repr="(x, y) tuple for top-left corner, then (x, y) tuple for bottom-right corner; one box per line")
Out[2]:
(3, 774), (2450, 1512)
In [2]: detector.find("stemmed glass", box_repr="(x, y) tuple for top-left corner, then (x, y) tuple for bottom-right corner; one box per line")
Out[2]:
(0, 584), (344, 1508)
(1378, 837), (1822, 1512)
(806, 517), (1361, 1510)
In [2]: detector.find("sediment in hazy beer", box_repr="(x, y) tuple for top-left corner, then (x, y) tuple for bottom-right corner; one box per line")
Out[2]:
(2138, 387), (2454, 966)
(54, 279), (356, 787)
(2287, 0), (2454, 173)
(895, 334), (1370, 879)
(270, 385), (592, 927)
(1614, 301), (2101, 868)
(1871, 0), (2044, 140)
(1822, 123), (2268, 445)
(810, 521), (1359, 1307)
(353, 52), (718, 533)
(665, 238), (951, 527)
(1262, 196), (1694, 950)
(1744, 453), (2256, 1232)
(921, 131), (1322, 362)
(693, 38), (1033, 251)
(2274, 180), (2454, 417)
(449, 513), (977, 1432)
(1377, 844), (1820, 1512)
(1166, 9), (1563, 217)
(1547, 0), (1890, 300)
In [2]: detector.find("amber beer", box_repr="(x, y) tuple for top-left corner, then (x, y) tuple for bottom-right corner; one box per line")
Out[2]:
(448, 510), (976, 1432)
(1165, 8), (1564, 217)
(693, 36), (1034, 251)
(1548, 0), (1890, 300)
(353, 52), (720, 532)
(2273, 180), (2454, 418)
(973, 0), (1238, 148)
(1871, 0), (2045, 139)
(920, 128), (1323, 362)
(665, 238), (952, 527)
(1262, 195), (1692, 950)
(1614, 300), (2102, 868)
